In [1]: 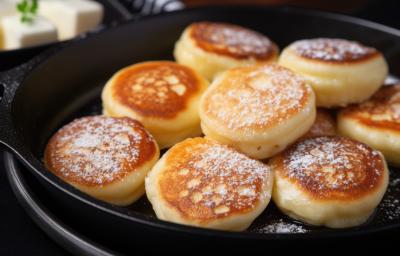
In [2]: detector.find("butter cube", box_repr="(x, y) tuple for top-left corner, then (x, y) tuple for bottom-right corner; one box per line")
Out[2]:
(1, 15), (57, 50)
(38, 0), (104, 40)
(0, 1), (17, 17)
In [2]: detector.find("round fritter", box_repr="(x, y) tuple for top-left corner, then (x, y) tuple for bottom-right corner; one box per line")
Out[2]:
(145, 137), (273, 231)
(174, 21), (278, 80)
(338, 84), (400, 166)
(45, 115), (159, 206)
(200, 64), (316, 159)
(102, 61), (208, 149)
(279, 38), (388, 107)
(271, 136), (388, 228)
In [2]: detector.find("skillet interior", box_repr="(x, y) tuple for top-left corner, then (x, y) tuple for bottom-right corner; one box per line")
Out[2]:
(5, 6), (400, 244)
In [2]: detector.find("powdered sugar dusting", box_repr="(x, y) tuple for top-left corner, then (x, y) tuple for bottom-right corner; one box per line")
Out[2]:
(191, 22), (276, 60)
(255, 219), (307, 234)
(379, 177), (400, 221)
(292, 38), (376, 62)
(188, 143), (271, 209)
(281, 136), (384, 197)
(391, 178), (400, 186)
(160, 138), (272, 219)
(46, 116), (155, 185)
(204, 65), (311, 131)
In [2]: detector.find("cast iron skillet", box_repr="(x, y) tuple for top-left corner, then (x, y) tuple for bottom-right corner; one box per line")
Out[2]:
(3, 151), (118, 256)
(1, 6), (400, 248)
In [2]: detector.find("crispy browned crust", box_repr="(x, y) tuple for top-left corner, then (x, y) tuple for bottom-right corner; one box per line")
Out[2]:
(112, 61), (202, 119)
(300, 109), (336, 140)
(340, 84), (400, 132)
(158, 138), (271, 222)
(189, 22), (278, 60)
(272, 136), (386, 201)
(44, 116), (157, 186)
(290, 38), (379, 64)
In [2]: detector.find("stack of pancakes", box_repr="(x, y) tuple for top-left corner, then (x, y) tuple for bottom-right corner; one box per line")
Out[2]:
(45, 21), (396, 231)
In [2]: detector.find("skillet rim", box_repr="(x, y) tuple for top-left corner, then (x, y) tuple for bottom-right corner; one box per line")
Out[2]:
(3, 151), (117, 256)
(1, 5), (400, 240)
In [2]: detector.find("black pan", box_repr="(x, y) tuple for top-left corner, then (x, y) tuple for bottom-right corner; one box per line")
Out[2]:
(3, 152), (118, 256)
(1, 6), (400, 249)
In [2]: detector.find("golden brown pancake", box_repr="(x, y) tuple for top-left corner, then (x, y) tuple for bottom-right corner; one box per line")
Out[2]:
(189, 22), (278, 61)
(274, 136), (385, 200)
(340, 84), (400, 131)
(110, 61), (202, 118)
(278, 38), (388, 107)
(145, 137), (273, 231)
(102, 61), (208, 149)
(45, 115), (159, 205)
(202, 65), (310, 132)
(338, 84), (400, 166)
(291, 38), (379, 63)
(300, 109), (336, 140)
(199, 64), (316, 159)
(271, 136), (388, 228)
(174, 22), (279, 80)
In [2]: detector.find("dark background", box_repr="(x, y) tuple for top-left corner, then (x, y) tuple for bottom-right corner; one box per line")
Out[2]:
(1, 0), (400, 254)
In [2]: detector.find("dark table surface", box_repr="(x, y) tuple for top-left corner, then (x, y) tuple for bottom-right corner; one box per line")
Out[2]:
(0, 156), (70, 256)
(1, 1), (400, 255)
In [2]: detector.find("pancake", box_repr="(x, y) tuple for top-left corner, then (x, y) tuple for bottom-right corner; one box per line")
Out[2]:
(174, 21), (279, 80)
(199, 64), (316, 159)
(44, 115), (159, 206)
(145, 137), (273, 231)
(278, 38), (388, 107)
(300, 109), (336, 140)
(102, 61), (208, 149)
(338, 84), (400, 166)
(270, 136), (389, 228)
